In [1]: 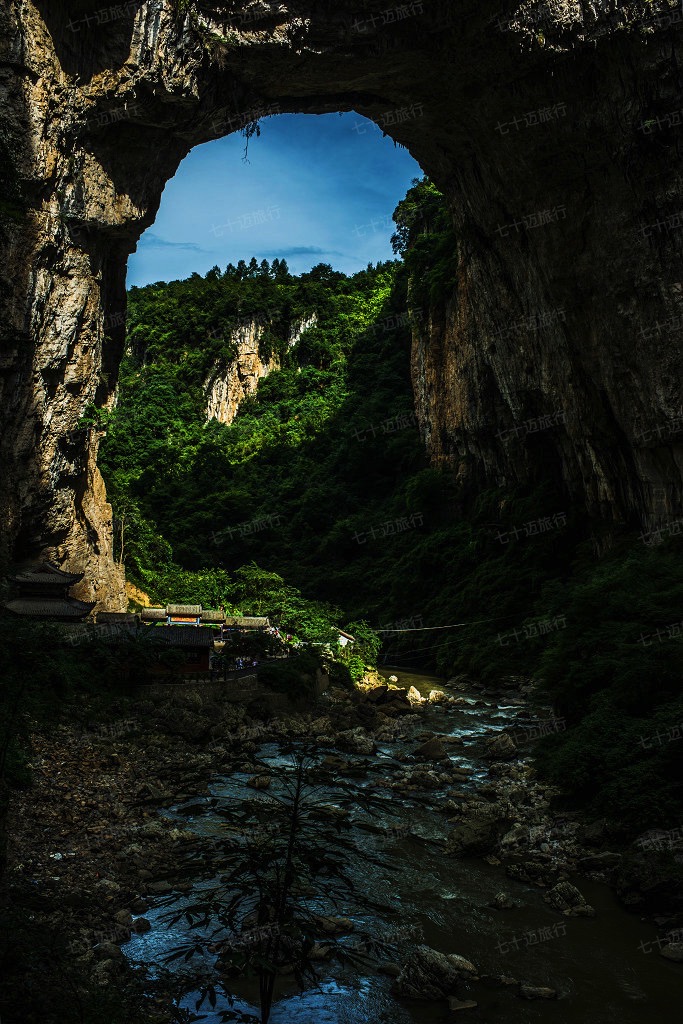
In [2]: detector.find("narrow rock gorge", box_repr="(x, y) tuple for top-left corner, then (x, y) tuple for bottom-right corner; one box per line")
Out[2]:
(1, 0), (682, 604)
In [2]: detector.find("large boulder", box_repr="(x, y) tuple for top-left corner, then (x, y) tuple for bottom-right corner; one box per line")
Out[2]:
(393, 945), (477, 999)
(519, 984), (557, 1000)
(413, 737), (448, 760)
(446, 804), (511, 856)
(483, 732), (517, 761)
(491, 892), (521, 910)
(660, 942), (683, 962)
(577, 851), (622, 872)
(93, 942), (125, 962)
(247, 774), (271, 790)
(544, 881), (595, 917)
(336, 727), (376, 756)
(448, 997), (478, 1012)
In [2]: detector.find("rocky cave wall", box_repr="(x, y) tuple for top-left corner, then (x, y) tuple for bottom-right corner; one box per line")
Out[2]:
(0, 0), (681, 606)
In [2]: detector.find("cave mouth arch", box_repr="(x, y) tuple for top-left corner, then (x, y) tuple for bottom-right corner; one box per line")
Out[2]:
(1, 1), (681, 607)
(105, 109), (429, 598)
(126, 111), (424, 289)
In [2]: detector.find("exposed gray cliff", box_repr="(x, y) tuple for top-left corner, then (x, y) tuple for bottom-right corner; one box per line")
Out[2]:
(204, 314), (317, 425)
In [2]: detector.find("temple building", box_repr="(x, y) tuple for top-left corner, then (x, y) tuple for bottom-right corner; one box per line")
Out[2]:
(3, 562), (95, 621)
(140, 605), (270, 634)
(147, 625), (217, 676)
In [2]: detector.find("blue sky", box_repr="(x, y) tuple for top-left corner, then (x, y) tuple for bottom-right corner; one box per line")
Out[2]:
(127, 112), (423, 287)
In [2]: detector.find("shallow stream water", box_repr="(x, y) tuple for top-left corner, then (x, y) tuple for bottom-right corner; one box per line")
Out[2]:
(125, 669), (681, 1022)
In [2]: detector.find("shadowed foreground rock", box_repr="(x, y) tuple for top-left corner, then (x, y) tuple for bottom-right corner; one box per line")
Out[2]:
(393, 945), (478, 1000)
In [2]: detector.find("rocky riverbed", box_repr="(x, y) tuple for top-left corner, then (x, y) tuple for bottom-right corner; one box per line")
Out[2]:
(3, 670), (682, 1022)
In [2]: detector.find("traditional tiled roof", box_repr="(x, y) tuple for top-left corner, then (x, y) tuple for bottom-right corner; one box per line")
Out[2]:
(60, 622), (139, 641)
(146, 625), (216, 648)
(141, 608), (167, 621)
(200, 609), (225, 623)
(167, 604), (202, 616)
(4, 598), (95, 619)
(223, 616), (270, 629)
(11, 561), (84, 586)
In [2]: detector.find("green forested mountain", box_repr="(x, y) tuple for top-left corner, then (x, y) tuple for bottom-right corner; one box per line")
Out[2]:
(98, 179), (683, 832)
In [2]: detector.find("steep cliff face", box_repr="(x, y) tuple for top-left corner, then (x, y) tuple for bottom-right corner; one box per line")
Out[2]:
(205, 314), (317, 425)
(0, 0), (682, 604)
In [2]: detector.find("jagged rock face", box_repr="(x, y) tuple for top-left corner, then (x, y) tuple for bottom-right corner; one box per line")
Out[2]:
(0, 0), (682, 605)
(205, 314), (317, 424)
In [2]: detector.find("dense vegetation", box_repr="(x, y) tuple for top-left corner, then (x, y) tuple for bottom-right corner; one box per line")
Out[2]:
(96, 176), (683, 834)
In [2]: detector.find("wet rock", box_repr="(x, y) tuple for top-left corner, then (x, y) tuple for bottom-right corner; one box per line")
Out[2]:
(446, 805), (510, 856)
(660, 942), (683, 962)
(578, 851), (622, 872)
(93, 941), (125, 961)
(322, 754), (349, 770)
(388, 675), (399, 683)
(378, 961), (401, 977)
(506, 860), (556, 887)
(308, 716), (333, 733)
(491, 892), (520, 910)
(480, 974), (519, 988)
(310, 942), (334, 961)
(310, 803), (350, 822)
(132, 917), (152, 934)
(448, 997), (478, 1012)
(393, 945), (477, 999)
(247, 775), (271, 790)
(519, 984), (557, 1000)
(500, 823), (528, 849)
(365, 684), (389, 703)
(89, 959), (118, 987)
(544, 881), (595, 916)
(313, 914), (354, 935)
(405, 767), (450, 790)
(483, 733), (517, 761)
(388, 687), (409, 702)
(407, 686), (427, 705)
(428, 690), (447, 702)
(413, 738), (447, 760)
(146, 880), (174, 895)
(94, 878), (120, 895)
(336, 727), (376, 756)
(382, 701), (414, 716)
(175, 801), (208, 816)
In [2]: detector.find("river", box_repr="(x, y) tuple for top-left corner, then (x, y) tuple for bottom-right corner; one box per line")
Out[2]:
(124, 668), (681, 1022)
